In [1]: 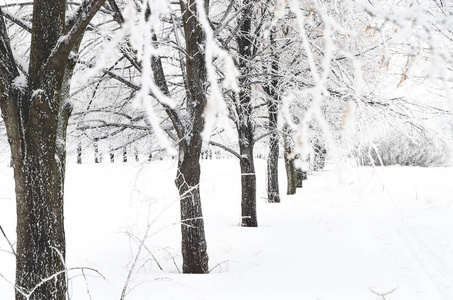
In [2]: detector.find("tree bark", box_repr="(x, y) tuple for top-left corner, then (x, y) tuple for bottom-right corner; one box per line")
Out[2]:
(162, 0), (210, 273)
(236, 1), (258, 226)
(267, 107), (280, 202)
(238, 130), (257, 227)
(283, 125), (297, 195)
(266, 30), (281, 203)
(176, 143), (209, 273)
(0, 1), (106, 298)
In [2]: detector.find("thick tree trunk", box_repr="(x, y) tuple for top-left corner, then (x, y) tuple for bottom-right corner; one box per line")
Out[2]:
(0, 2), (106, 298)
(3, 88), (67, 300)
(175, 144), (209, 273)
(13, 140), (66, 300)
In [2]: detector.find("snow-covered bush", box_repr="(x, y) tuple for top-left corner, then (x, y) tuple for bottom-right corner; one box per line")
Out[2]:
(356, 129), (451, 167)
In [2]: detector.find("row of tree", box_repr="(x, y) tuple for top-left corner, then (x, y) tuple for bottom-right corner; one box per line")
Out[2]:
(0, 0), (452, 299)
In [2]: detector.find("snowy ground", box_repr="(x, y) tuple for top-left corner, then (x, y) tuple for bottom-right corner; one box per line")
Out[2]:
(0, 159), (452, 299)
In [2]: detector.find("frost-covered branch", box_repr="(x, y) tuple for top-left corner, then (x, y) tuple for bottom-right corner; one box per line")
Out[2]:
(1, 10), (31, 32)
(209, 140), (242, 160)
(46, 0), (108, 70)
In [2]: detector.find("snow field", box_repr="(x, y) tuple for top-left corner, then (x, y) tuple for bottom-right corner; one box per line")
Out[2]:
(0, 160), (452, 299)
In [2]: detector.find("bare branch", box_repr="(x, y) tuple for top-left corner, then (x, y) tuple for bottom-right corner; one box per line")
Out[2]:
(0, 225), (16, 257)
(209, 141), (242, 161)
(2, 10), (32, 32)
(0, 7), (20, 93)
(254, 129), (276, 144)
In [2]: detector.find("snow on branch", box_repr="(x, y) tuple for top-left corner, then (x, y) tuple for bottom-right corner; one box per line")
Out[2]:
(277, 0), (348, 174)
(341, 0), (453, 111)
(195, 0), (239, 141)
(45, 0), (108, 70)
(1, 10), (32, 33)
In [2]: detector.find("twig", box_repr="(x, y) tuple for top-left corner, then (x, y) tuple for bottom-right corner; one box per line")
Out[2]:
(0, 225), (16, 257)
(160, 248), (181, 274)
(209, 260), (239, 273)
(369, 286), (399, 299)
(81, 270), (94, 300)
(142, 244), (163, 271)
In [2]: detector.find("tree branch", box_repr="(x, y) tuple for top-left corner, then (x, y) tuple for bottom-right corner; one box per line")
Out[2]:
(45, 0), (108, 70)
(253, 129), (276, 143)
(0, 7), (20, 93)
(209, 141), (242, 161)
(2, 10), (32, 32)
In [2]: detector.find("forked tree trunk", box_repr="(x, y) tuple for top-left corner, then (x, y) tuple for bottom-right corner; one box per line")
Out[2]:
(0, 2), (106, 299)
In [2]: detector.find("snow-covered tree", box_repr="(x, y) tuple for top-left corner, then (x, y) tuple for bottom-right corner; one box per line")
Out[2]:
(0, 1), (106, 298)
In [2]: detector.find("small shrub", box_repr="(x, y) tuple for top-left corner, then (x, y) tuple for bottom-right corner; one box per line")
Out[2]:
(356, 129), (451, 167)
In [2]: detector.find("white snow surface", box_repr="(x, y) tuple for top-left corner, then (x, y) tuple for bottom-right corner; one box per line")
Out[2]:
(0, 159), (452, 299)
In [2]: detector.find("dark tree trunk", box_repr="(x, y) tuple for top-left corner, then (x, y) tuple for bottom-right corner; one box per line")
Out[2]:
(0, 2), (106, 299)
(138, 0), (210, 273)
(236, 1), (258, 227)
(110, 147), (115, 163)
(176, 143), (209, 273)
(175, 0), (210, 273)
(238, 130), (257, 227)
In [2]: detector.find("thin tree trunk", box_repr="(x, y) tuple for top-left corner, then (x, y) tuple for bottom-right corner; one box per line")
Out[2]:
(94, 138), (100, 163)
(77, 143), (82, 164)
(266, 29), (280, 203)
(123, 147), (127, 162)
(267, 134), (280, 202)
(283, 125), (297, 195)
